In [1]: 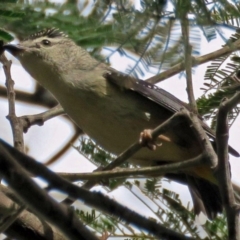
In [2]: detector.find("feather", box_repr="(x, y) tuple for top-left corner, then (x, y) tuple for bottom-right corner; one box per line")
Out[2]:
(104, 70), (239, 157)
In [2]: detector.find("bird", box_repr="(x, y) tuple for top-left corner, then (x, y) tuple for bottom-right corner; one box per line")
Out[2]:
(3, 28), (239, 219)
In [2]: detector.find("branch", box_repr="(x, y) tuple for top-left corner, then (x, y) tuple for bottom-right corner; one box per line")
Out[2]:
(58, 153), (205, 181)
(0, 54), (85, 235)
(20, 104), (65, 133)
(0, 139), (194, 240)
(0, 53), (24, 152)
(215, 92), (240, 240)
(44, 127), (83, 166)
(0, 52), (87, 237)
(0, 85), (58, 108)
(146, 37), (240, 84)
(0, 187), (66, 240)
(189, 111), (218, 168)
(0, 51), (28, 235)
(181, 15), (198, 113)
(0, 142), (99, 240)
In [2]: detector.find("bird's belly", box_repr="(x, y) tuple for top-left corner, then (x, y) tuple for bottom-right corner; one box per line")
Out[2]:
(58, 89), (201, 164)
(64, 94), (149, 153)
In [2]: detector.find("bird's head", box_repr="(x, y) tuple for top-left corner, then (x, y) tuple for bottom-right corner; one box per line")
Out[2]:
(3, 28), (99, 91)
(4, 28), (76, 68)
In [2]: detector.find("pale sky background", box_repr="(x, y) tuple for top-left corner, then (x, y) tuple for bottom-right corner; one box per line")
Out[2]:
(0, 0), (240, 239)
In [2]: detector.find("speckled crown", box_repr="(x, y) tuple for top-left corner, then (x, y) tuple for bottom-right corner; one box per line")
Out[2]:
(25, 28), (68, 40)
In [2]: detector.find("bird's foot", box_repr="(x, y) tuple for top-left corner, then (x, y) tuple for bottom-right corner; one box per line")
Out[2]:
(139, 129), (162, 151)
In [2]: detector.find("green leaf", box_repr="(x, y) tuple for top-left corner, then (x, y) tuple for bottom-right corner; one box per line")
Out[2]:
(0, 29), (13, 41)
(0, 8), (25, 18)
(0, 0), (18, 3)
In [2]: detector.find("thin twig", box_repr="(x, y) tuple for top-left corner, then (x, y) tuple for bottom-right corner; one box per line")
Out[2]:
(185, 110), (217, 169)
(181, 15), (198, 114)
(58, 153), (204, 181)
(0, 54), (24, 152)
(0, 85), (58, 107)
(44, 126), (83, 166)
(0, 52), (27, 234)
(215, 92), (240, 240)
(179, 14), (217, 172)
(20, 104), (65, 133)
(146, 37), (240, 84)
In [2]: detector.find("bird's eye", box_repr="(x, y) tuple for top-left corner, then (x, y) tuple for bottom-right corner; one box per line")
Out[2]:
(42, 39), (51, 46)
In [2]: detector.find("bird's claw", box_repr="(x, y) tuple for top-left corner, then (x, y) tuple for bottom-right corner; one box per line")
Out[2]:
(139, 129), (161, 151)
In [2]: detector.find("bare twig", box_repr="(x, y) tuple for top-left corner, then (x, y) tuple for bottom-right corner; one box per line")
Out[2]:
(44, 126), (83, 166)
(181, 16), (198, 114)
(146, 37), (240, 84)
(186, 110), (218, 169)
(179, 20), (217, 177)
(0, 52), (27, 234)
(0, 54), (24, 152)
(58, 153), (205, 181)
(215, 92), (240, 240)
(0, 85), (58, 107)
(172, 17), (218, 169)
(20, 104), (65, 133)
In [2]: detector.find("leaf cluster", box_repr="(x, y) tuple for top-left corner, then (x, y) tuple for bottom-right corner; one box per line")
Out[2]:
(0, 0), (204, 77)
(197, 31), (240, 128)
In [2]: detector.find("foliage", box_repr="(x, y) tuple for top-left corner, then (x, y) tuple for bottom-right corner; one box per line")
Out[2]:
(0, 0), (202, 77)
(197, 30), (240, 128)
(204, 214), (228, 240)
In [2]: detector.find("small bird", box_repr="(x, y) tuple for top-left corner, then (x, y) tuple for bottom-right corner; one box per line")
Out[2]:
(3, 28), (239, 219)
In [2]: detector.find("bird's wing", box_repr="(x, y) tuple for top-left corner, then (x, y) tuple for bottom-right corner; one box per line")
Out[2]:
(103, 70), (239, 157)
(104, 69), (188, 112)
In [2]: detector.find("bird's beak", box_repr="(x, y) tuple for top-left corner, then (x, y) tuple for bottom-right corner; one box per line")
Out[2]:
(3, 44), (26, 56)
